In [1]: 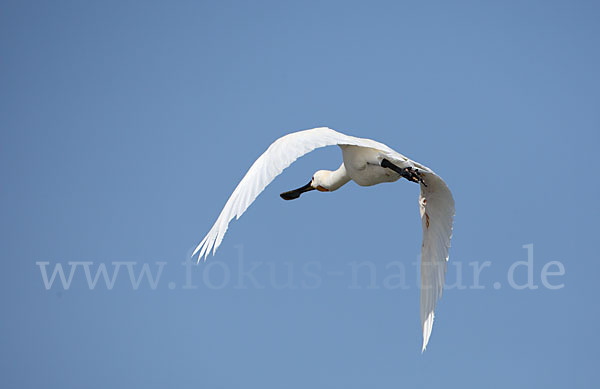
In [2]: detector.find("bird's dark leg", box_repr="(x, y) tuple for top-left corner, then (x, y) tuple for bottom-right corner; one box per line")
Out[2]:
(381, 158), (427, 187)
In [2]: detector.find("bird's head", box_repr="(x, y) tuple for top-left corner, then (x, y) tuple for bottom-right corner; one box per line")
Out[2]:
(311, 170), (332, 192)
(279, 170), (333, 200)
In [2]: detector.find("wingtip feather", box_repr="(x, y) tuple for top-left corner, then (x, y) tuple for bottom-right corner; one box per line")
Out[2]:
(421, 311), (435, 353)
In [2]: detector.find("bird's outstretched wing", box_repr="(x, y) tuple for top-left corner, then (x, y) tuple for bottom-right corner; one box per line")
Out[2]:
(418, 172), (455, 352)
(193, 127), (410, 261)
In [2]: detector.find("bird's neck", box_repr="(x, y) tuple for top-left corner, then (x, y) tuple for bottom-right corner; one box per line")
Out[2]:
(326, 164), (351, 191)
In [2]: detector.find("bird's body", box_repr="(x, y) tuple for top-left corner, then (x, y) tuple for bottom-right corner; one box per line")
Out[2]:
(341, 145), (402, 186)
(193, 127), (454, 352)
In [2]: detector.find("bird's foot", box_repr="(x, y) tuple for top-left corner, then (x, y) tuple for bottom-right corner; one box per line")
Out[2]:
(381, 159), (427, 187)
(402, 167), (427, 187)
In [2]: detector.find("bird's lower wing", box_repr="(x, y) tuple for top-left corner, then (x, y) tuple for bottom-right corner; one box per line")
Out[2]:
(418, 172), (455, 351)
(193, 127), (403, 261)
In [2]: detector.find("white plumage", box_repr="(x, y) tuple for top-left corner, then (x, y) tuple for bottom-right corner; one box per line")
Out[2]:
(193, 127), (454, 351)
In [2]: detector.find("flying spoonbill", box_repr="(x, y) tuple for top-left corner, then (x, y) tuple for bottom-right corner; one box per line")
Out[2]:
(193, 127), (455, 351)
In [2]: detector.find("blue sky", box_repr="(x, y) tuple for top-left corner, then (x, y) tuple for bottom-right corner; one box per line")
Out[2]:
(1, 0), (599, 388)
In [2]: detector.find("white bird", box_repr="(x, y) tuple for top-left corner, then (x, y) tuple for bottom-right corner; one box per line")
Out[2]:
(193, 127), (454, 351)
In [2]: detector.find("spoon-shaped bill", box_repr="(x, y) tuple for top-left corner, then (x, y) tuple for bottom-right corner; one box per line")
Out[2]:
(279, 181), (314, 200)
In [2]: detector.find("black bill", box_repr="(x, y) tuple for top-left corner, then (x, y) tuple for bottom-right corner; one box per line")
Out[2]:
(279, 181), (315, 200)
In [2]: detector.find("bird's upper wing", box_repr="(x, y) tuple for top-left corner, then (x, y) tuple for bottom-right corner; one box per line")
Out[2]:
(418, 172), (455, 351)
(193, 127), (410, 261)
